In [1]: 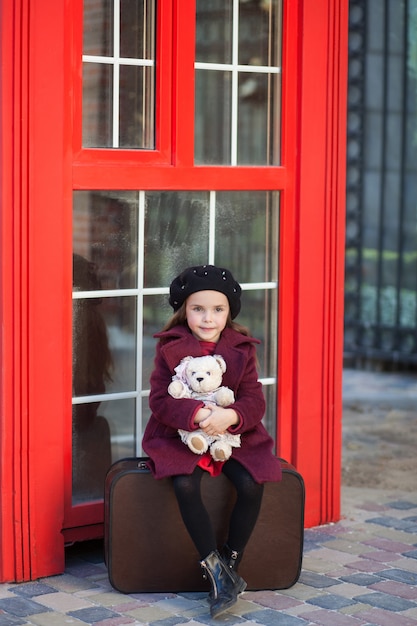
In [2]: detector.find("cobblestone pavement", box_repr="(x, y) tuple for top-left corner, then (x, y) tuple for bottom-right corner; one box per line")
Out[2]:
(0, 370), (416, 625)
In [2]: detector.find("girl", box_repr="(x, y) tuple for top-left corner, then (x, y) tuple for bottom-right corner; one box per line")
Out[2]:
(142, 265), (281, 618)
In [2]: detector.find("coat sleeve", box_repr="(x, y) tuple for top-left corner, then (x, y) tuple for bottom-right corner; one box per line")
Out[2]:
(226, 343), (266, 434)
(149, 342), (204, 431)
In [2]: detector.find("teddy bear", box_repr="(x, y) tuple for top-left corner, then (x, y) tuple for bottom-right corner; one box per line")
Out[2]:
(168, 354), (241, 462)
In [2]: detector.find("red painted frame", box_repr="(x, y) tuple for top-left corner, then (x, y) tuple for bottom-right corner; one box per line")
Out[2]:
(292, 1), (348, 525)
(0, 0), (72, 580)
(0, 0), (348, 580)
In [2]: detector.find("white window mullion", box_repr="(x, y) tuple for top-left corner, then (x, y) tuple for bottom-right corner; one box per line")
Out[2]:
(72, 391), (138, 405)
(231, 0), (240, 166)
(136, 191), (146, 456)
(113, 0), (121, 147)
(73, 288), (139, 299)
(208, 191), (216, 264)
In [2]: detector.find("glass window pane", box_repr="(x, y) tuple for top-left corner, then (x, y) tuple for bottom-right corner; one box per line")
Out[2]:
(240, 289), (278, 378)
(72, 397), (136, 504)
(215, 191), (279, 283)
(82, 0), (156, 149)
(237, 73), (280, 164)
(195, 70), (232, 164)
(73, 191), (140, 506)
(103, 398), (137, 460)
(72, 294), (137, 397)
(238, 0), (281, 67)
(73, 191), (139, 290)
(263, 385), (277, 449)
(82, 63), (113, 148)
(144, 191), (211, 287)
(83, 0), (113, 56)
(196, 0), (233, 64)
(104, 296), (137, 395)
(72, 405), (112, 503)
(120, 0), (155, 59)
(195, 0), (282, 165)
(140, 398), (152, 455)
(119, 65), (154, 148)
(143, 294), (171, 384)
(72, 189), (279, 502)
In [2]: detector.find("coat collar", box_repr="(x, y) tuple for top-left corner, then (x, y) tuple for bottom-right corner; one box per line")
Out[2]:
(155, 324), (260, 347)
(155, 325), (259, 372)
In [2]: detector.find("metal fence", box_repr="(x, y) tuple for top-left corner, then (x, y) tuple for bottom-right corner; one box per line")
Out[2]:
(344, 0), (417, 366)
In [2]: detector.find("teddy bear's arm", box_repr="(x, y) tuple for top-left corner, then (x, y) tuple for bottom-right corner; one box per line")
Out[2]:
(168, 379), (192, 399)
(213, 386), (235, 406)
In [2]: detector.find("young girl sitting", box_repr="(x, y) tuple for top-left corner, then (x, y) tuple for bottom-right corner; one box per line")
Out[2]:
(142, 264), (281, 618)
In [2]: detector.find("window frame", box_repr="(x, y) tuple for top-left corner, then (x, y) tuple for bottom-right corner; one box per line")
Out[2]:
(72, 0), (173, 166)
(72, 0), (289, 188)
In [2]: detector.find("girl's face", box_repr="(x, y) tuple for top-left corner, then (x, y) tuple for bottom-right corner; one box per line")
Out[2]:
(185, 290), (230, 343)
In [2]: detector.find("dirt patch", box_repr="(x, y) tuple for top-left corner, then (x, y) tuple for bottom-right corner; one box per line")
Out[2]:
(342, 403), (417, 491)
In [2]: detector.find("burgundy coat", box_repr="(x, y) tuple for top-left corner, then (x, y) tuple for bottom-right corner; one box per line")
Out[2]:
(142, 325), (282, 483)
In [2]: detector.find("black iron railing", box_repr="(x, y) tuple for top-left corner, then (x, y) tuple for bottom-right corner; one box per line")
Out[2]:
(344, 0), (417, 366)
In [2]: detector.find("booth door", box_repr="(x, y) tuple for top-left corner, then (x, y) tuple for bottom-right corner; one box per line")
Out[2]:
(66, 0), (284, 541)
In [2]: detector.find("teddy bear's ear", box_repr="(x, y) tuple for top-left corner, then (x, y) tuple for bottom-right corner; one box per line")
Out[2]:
(213, 354), (227, 373)
(174, 356), (194, 381)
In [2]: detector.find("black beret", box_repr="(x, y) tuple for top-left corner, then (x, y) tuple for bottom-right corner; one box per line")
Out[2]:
(169, 265), (242, 319)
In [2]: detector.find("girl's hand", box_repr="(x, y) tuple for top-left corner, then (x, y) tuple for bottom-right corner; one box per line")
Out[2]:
(193, 406), (212, 424)
(199, 404), (239, 436)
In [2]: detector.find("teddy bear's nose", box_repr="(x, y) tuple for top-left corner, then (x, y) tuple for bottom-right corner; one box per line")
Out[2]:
(196, 377), (204, 382)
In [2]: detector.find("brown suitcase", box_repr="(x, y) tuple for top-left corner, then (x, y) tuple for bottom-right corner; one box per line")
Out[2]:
(104, 457), (304, 593)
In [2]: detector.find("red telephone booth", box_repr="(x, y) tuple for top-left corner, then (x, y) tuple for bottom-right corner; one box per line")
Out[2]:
(0, 0), (348, 582)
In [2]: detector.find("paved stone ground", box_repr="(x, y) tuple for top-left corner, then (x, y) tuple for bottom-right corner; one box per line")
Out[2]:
(0, 369), (416, 625)
(342, 368), (417, 491)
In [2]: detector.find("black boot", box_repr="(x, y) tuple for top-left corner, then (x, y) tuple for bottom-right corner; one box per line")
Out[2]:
(221, 544), (246, 593)
(200, 550), (242, 618)
(222, 544), (243, 572)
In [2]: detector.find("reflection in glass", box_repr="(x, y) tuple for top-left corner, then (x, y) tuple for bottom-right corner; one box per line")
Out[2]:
(87, 296), (137, 396)
(72, 191), (140, 503)
(72, 255), (114, 399)
(72, 255), (114, 504)
(73, 191), (139, 290)
(71, 271), (137, 502)
(72, 405), (112, 504)
(72, 396), (137, 505)
(238, 0), (281, 67)
(195, 70), (232, 165)
(144, 191), (210, 287)
(73, 191), (139, 394)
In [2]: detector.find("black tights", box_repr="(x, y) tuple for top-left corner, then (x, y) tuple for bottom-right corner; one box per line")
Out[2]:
(172, 459), (264, 559)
